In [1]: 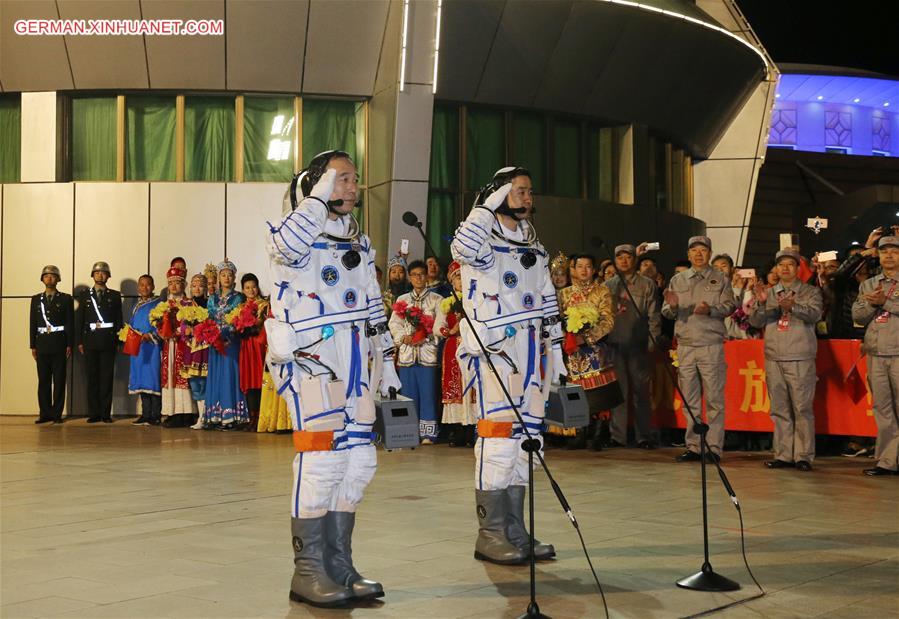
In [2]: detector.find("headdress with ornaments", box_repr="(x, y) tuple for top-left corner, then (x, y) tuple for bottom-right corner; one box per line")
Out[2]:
(550, 251), (570, 274)
(216, 259), (236, 274)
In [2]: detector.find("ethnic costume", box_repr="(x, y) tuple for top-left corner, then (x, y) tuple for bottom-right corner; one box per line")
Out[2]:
(204, 263), (249, 429)
(127, 295), (163, 423)
(388, 287), (441, 441)
(451, 167), (566, 566)
(160, 268), (197, 426)
(266, 154), (400, 606)
(434, 261), (477, 446)
(559, 278), (617, 447)
(185, 287), (210, 429)
(238, 298), (269, 430)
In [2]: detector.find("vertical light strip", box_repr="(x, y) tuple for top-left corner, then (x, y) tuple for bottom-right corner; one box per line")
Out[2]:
(116, 95), (125, 182)
(432, 0), (442, 94)
(234, 95), (245, 182)
(294, 96), (302, 174)
(175, 95), (185, 182)
(399, 0), (410, 92)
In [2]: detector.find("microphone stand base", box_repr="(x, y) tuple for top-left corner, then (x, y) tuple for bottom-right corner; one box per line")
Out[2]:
(517, 601), (551, 619)
(676, 562), (740, 592)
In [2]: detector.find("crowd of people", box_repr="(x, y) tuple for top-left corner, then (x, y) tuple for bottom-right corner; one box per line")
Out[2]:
(27, 228), (899, 477)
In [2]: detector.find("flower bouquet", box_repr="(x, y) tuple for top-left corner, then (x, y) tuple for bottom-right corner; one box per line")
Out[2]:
(149, 300), (180, 339)
(225, 299), (261, 336)
(118, 325), (142, 356)
(562, 304), (599, 355)
(176, 304), (209, 325)
(193, 318), (226, 354)
(392, 300), (435, 344)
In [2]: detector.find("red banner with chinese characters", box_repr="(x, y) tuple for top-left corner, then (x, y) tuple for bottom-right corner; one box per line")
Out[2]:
(650, 339), (877, 437)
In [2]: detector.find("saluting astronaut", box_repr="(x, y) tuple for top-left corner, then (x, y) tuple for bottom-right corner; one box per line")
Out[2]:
(451, 166), (566, 565)
(266, 150), (401, 607)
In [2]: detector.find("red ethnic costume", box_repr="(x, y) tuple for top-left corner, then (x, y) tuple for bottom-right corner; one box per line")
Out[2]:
(159, 268), (198, 426)
(434, 262), (477, 445)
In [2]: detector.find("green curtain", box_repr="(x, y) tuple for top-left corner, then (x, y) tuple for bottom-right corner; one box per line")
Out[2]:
(185, 97), (234, 182)
(0, 95), (21, 183)
(126, 96), (175, 181)
(302, 99), (357, 166)
(244, 96), (295, 182)
(427, 104), (460, 259)
(72, 97), (116, 181)
(552, 119), (580, 198)
(511, 112), (545, 193)
(587, 125), (615, 201)
(466, 108), (505, 191)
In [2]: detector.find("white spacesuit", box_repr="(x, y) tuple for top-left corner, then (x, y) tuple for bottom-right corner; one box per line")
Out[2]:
(266, 151), (401, 607)
(451, 166), (566, 565)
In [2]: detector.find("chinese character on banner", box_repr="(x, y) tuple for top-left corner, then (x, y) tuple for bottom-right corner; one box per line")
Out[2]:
(738, 360), (770, 414)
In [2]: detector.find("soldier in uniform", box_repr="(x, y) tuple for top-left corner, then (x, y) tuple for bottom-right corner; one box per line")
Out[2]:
(451, 166), (566, 566)
(30, 265), (74, 424)
(852, 236), (899, 476)
(603, 244), (662, 449)
(661, 236), (735, 462)
(749, 249), (823, 471)
(75, 261), (123, 423)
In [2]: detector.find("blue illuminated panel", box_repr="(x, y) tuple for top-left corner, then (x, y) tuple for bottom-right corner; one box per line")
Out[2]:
(771, 73), (898, 157)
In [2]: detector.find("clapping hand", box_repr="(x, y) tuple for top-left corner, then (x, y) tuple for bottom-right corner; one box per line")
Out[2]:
(693, 301), (711, 315)
(865, 285), (887, 306)
(663, 289), (679, 307)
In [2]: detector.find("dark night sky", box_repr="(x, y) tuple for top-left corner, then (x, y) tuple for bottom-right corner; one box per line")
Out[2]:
(737, 0), (899, 77)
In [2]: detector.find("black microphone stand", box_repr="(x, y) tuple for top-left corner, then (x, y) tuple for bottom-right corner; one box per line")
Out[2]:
(592, 238), (740, 593)
(404, 211), (576, 619)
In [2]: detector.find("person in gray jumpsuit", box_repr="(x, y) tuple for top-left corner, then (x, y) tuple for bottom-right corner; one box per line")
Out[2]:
(603, 244), (662, 448)
(750, 249), (823, 471)
(662, 236), (735, 462)
(852, 235), (899, 477)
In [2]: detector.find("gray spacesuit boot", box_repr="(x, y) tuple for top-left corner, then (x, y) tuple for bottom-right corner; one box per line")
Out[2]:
(324, 511), (384, 600)
(289, 517), (353, 607)
(504, 485), (556, 560)
(474, 489), (528, 565)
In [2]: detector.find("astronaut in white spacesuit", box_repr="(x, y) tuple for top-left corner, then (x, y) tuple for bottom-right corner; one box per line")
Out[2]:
(266, 150), (401, 607)
(451, 166), (567, 565)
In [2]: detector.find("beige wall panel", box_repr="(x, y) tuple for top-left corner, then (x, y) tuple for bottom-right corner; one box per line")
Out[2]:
(225, 183), (285, 293)
(2, 183), (75, 297)
(367, 86), (397, 187)
(708, 82), (773, 160)
(404, 0), (437, 87)
(692, 159), (755, 228)
(304, 0), (389, 96)
(705, 227), (746, 266)
(74, 183), (149, 295)
(393, 84), (434, 182)
(57, 0), (149, 89)
(21, 92), (59, 182)
(142, 0), (225, 89)
(149, 183), (225, 290)
(0, 1), (74, 92)
(367, 183), (391, 272)
(226, 0), (308, 92)
(387, 181), (428, 262)
(0, 299), (41, 415)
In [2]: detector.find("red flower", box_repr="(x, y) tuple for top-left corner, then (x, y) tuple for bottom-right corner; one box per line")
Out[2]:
(194, 319), (226, 354)
(391, 300), (409, 319)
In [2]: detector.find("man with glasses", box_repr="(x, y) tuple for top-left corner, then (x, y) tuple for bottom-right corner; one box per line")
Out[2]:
(388, 259), (442, 443)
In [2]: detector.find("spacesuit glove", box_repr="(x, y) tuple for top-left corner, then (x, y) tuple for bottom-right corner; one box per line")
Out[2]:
(379, 358), (402, 398)
(551, 342), (567, 383)
(309, 168), (337, 204)
(482, 183), (513, 212)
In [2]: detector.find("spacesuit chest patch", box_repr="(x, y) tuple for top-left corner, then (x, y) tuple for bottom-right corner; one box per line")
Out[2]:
(522, 293), (535, 309)
(503, 271), (518, 289)
(343, 289), (358, 308)
(321, 265), (340, 287)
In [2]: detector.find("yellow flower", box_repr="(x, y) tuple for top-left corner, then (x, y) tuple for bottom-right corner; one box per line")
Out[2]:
(440, 296), (455, 314)
(564, 304), (599, 334)
(224, 304), (242, 326)
(148, 301), (168, 324)
(176, 305), (208, 324)
(669, 348), (679, 368)
(117, 325), (131, 342)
